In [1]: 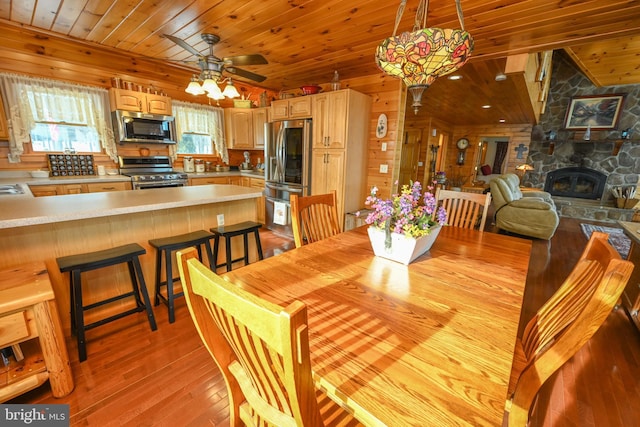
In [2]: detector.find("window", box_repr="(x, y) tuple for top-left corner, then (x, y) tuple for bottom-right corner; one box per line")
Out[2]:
(172, 100), (228, 163)
(0, 73), (117, 163)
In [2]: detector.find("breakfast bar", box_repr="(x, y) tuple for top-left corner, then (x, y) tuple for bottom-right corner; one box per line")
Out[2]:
(0, 185), (263, 330)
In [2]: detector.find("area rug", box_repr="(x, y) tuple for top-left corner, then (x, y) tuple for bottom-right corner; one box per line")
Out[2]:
(580, 223), (631, 259)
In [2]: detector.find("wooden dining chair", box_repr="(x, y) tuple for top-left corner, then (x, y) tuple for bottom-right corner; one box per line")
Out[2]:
(505, 231), (633, 426)
(176, 247), (361, 427)
(436, 189), (492, 231)
(290, 191), (341, 248)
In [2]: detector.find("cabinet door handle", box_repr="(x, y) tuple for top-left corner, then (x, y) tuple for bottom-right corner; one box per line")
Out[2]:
(139, 100), (143, 111)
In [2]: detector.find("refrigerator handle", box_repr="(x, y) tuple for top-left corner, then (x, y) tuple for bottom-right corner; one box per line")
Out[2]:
(276, 126), (285, 182)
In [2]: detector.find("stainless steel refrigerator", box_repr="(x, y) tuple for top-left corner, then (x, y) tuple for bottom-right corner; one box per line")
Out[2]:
(264, 119), (312, 238)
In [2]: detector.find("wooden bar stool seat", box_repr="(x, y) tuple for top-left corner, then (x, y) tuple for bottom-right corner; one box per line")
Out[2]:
(210, 221), (264, 272)
(56, 243), (157, 362)
(148, 230), (215, 323)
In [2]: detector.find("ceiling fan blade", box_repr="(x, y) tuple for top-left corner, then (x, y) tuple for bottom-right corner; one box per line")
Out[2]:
(224, 54), (268, 66)
(163, 34), (202, 58)
(226, 67), (267, 83)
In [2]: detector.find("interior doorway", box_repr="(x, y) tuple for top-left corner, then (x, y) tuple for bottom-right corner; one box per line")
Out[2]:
(398, 130), (421, 187)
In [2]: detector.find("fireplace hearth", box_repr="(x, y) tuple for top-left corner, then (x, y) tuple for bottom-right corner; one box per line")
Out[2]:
(544, 167), (607, 200)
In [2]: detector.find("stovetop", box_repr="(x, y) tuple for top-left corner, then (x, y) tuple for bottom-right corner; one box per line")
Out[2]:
(118, 155), (187, 182)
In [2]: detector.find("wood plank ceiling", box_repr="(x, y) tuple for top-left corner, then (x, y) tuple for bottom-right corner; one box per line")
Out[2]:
(0, 0), (639, 126)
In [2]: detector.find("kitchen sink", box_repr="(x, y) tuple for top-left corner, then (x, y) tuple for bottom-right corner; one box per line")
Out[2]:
(0, 184), (25, 195)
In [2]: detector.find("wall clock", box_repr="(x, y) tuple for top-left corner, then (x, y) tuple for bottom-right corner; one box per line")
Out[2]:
(456, 138), (469, 150)
(376, 114), (388, 138)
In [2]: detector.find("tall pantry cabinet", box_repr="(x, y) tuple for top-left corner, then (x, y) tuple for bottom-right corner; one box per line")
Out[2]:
(311, 89), (371, 229)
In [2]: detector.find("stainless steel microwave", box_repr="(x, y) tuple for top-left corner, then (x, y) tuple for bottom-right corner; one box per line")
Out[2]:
(112, 110), (177, 144)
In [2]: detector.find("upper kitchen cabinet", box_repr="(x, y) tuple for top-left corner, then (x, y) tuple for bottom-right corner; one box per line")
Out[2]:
(225, 107), (269, 149)
(109, 88), (172, 115)
(312, 90), (350, 149)
(270, 97), (312, 121)
(0, 96), (8, 139)
(310, 88), (372, 230)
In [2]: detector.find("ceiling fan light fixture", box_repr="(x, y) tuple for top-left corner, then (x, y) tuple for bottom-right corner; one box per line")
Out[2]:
(222, 79), (240, 98)
(185, 75), (205, 95)
(201, 77), (219, 93)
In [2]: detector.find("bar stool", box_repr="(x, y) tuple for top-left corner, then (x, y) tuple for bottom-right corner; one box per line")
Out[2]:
(56, 243), (157, 362)
(148, 230), (215, 323)
(210, 221), (264, 272)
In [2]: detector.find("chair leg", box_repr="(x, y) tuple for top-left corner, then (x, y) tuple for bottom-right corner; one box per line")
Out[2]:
(131, 256), (157, 331)
(153, 249), (163, 306)
(126, 260), (144, 309)
(254, 229), (264, 260)
(225, 236), (233, 272)
(72, 270), (87, 362)
(213, 236), (220, 273)
(204, 240), (215, 271)
(164, 249), (175, 324)
(243, 232), (250, 265)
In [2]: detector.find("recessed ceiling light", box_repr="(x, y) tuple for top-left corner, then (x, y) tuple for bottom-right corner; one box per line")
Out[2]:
(482, 105), (491, 109)
(495, 72), (507, 81)
(448, 74), (463, 80)
(499, 119), (506, 123)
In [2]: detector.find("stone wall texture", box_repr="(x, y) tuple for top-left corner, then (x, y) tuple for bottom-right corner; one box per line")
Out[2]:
(524, 51), (640, 221)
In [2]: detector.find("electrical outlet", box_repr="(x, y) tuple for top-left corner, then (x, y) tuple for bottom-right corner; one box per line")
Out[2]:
(379, 164), (388, 173)
(381, 142), (387, 152)
(217, 214), (225, 226)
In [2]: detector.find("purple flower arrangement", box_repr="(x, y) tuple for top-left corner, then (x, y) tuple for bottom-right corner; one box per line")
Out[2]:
(361, 181), (447, 238)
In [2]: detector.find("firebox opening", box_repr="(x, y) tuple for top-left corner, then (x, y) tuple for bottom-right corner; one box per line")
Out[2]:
(544, 167), (607, 200)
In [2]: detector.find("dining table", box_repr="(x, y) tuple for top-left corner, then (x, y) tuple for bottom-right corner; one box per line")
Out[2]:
(222, 225), (532, 426)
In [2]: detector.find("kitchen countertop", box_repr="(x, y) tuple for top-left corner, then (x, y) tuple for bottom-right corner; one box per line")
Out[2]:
(0, 170), (264, 199)
(0, 184), (263, 230)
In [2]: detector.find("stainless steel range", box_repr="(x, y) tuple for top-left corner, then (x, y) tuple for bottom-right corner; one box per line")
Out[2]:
(118, 156), (188, 190)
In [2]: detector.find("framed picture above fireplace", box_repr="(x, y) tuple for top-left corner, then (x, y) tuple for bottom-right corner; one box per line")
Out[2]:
(563, 93), (626, 130)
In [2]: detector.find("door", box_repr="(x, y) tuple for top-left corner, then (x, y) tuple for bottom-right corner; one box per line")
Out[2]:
(398, 130), (421, 186)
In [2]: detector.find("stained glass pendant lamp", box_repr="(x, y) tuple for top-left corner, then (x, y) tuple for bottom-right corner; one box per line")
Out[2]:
(375, 0), (474, 114)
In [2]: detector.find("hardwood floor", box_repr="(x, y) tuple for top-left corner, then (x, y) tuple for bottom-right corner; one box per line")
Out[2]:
(11, 222), (640, 426)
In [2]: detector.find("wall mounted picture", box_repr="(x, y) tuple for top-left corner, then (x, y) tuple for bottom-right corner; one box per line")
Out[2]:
(563, 94), (626, 130)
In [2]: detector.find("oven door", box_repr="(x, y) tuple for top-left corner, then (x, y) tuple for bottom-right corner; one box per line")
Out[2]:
(132, 180), (187, 190)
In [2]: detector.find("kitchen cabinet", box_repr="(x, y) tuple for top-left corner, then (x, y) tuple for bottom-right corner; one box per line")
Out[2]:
(29, 183), (86, 196)
(225, 108), (253, 149)
(252, 107), (269, 149)
(310, 89), (371, 230)
(248, 177), (265, 223)
(270, 97), (312, 120)
(224, 107), (269, 149)
(0, 263), (74, 402)
(190, 176), (231, 186)
(86, 182), (131, 192)
(30, 181), (131, 196)
(109, 88), (172, 115)
(312, 90), (348, 149)
(0, 95), (8, 140)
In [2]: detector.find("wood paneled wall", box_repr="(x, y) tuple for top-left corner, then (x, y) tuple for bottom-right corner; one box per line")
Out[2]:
(449, 124), (534, 184)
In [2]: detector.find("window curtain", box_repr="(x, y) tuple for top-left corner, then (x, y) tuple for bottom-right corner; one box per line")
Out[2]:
(172, 100), (228, 163)
(0, 73), (117, 163)
(492, 141), (509, 174)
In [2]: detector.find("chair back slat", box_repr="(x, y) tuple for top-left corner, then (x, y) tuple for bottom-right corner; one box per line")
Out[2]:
(177, 248), (323, 427)
(436, 189), (492, 231)
(291, 191), (341, 248)
(507, 231), (634, 426)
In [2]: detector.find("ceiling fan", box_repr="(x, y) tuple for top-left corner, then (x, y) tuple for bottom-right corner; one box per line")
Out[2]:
(164, 33), (268, 83)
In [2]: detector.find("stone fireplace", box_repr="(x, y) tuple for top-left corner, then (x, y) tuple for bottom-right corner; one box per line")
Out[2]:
(543, 167), (607, 200)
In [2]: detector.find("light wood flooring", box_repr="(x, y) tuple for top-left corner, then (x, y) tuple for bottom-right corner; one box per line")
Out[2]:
(11, 220), (640, 426)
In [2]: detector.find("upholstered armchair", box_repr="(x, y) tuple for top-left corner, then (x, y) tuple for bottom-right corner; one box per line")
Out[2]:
(489, 174), (559, 240)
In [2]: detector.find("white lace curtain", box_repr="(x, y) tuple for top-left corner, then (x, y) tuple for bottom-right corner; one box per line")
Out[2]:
(172, 100), (228, 163)
(0, 73), (117, 163)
